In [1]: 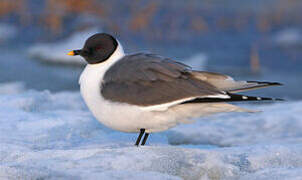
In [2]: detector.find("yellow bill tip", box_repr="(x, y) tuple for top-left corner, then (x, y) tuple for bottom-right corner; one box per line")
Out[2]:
(67, 51), (75, 56)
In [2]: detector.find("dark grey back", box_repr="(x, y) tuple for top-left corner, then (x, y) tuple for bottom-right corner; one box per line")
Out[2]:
(102, 53), (223, 106)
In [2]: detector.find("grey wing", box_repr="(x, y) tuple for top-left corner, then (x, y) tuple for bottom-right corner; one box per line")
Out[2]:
(101, 53), (226, 106)
(191, 71), (282, 93)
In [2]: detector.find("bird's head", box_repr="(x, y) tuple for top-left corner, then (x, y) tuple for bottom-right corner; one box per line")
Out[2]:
(67, 33), (118, 64)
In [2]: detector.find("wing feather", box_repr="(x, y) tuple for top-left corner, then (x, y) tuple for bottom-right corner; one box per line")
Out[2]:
(191, 71), (282, 92)
(102, 53), (225, 106)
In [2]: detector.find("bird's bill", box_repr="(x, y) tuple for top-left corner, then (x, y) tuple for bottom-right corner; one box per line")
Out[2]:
(67, 51), (75, 56)
(67, 50), (81, 56)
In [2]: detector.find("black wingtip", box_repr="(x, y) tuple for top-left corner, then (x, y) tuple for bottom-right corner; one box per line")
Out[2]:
(181, 93), (285, 104)
(227, 93), (285, 102)
(271, 82), (283, 86)
(246, 81), (283, 86)
(272, 82), (283, 86)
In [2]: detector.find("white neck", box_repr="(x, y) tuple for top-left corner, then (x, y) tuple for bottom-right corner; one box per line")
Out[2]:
(98, 41), (125, 68)
(89, 41), (125, 70)
(79, 42), (125, 85)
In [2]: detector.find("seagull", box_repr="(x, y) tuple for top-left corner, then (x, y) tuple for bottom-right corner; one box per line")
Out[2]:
(68, 33), (282, 146)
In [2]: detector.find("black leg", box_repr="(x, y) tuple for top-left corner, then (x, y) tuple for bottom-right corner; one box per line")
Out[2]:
(141, 133), (149, 146)
(135, 129), (145, 146)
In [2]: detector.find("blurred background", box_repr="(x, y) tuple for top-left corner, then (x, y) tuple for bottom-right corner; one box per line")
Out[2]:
(0, 0), (301, 99)
(1, 2), (302, 178)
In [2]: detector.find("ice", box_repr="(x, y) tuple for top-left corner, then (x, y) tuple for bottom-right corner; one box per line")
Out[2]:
(185, 52), (207, 69)
(0, 23), (17, 42)
(167, 102), (302, 146)
(273, 28), (302, 47)
(1, 82), (302, 179)
(0, 82), (25, 95)
(240, 168), (302, 180)
(27, 28), (100, 65)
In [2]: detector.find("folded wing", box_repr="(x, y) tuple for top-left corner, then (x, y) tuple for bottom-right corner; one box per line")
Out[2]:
(101, 53), (282, 108)
(102, 53), (229, 106)
(191, 71), (282, 93)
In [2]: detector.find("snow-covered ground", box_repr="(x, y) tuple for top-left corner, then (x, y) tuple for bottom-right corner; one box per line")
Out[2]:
(27, 28), (100, 65)
(0, 82), (302, 180)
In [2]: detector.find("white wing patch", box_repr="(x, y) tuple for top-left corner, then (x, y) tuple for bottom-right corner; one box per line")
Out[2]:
(140, 94), (230, 112)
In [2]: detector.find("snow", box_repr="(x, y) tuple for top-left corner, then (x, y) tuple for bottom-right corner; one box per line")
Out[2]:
(0, 82), (302, 179)
(167, 101), (302, 146)
(0, 82), (26, 95)
(27, 28), (100, 65)
(273, 28), (302, 47)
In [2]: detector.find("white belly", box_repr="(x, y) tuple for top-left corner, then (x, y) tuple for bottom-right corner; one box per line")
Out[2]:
(79, 64), (181, 133)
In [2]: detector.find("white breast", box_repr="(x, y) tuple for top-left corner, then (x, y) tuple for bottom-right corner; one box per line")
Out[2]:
(79, 44), (136, 132)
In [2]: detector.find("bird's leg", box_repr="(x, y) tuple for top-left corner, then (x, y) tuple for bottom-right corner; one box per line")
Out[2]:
(141, 133), (149, 146)
(135, 129), (145, 146)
